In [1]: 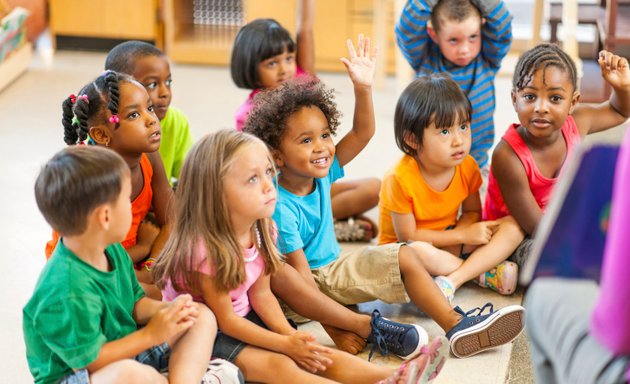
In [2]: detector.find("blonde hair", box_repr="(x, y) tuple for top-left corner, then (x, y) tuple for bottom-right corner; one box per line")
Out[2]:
(153, 129), (283, 292)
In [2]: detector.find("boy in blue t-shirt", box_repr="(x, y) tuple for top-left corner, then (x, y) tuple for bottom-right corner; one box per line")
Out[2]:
(245, 36), (525, 359)
(396, 0), (513, 171)
(23, 146), (231, 384)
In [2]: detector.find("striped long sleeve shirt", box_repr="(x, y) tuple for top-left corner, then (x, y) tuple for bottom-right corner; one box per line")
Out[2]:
(395, 0), (512, 168)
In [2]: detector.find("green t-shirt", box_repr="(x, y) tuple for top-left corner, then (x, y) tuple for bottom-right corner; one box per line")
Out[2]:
(159, 106), (194, 184)
(23, 240), (145, 384)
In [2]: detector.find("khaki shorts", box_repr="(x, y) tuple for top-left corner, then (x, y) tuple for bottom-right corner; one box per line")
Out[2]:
(311, 243), (410, 305)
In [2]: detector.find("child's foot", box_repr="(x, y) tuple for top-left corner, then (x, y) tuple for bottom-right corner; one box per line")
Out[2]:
(322, 324), (366, 355)
(446, 303), (525, 358)
(202, 358), (244, 384)
(334, 216), (376, 242)
(376, 337), (448, 383)
(367, 309), (429, 360)
(434, 276), (455, 304)
(475, 261), (518, 295)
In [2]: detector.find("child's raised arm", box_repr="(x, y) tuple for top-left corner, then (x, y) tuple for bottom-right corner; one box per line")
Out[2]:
(574, 51), (630, 136)
(470, 0), (513, 69)
(296, 0), (316, 75)
(335, 34), (377, 167)
(395, 0), (438, 72)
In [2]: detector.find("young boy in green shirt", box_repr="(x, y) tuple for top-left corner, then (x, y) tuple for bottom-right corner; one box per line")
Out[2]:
(23, 146), (232, 384)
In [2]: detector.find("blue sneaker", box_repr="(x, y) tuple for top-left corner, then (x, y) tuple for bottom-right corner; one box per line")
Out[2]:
(367, 309), (429, 360)
(446, 303), (525, 358)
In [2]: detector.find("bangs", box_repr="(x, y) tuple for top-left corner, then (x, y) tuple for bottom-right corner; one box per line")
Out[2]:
(258, 25), (296, 61)
(431, 97), (471, 130)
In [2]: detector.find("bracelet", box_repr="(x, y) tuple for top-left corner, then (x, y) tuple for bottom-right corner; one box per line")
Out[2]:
(143, 257), (157, 272)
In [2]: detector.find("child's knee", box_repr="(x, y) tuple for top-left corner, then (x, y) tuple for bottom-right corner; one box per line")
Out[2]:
(398, 243), (429, 271)
(95, 359), (164, 384)
(194, 303), (218, 330)
(265, 352), (297, 371)
(497, 216), (525, 241)
(364, 178), (381, 204)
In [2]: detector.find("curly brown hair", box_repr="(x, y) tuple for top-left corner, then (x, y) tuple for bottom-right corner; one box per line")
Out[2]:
(243, 76), (341, 150)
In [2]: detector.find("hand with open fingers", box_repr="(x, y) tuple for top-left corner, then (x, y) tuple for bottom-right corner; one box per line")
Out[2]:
(340, 34), (378, 88)
(599, 50), (630, 89)
(143, 294), (198, 345)
(284, 331), (333, 374)
(462, 221), (499, 245)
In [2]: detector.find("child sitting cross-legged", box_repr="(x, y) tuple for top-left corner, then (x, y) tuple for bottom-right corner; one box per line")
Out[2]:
(23, 146), (237, 384)
(245, 35), (525, 359)
(378, 74), (525, 301)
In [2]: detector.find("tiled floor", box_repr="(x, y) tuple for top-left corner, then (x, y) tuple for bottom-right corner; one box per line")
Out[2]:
(2, 48), (625, 383)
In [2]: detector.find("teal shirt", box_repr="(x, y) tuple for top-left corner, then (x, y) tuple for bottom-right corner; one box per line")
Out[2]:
(273, 157), (344, 268)
(159, 106), (194, 183)
(23, 241), (144, 384)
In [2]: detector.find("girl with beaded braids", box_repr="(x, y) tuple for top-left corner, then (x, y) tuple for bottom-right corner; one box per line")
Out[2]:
(46, 70), (174, 299)
(484, 44), (630, 267)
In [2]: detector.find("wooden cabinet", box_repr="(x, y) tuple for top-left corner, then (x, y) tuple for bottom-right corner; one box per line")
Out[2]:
(163, 0), (397, 73)
(49, 0), (160, 46)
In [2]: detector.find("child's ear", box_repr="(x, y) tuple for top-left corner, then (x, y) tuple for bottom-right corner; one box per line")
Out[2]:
(511, 90), (517, 106)
(93, 204), (111, 230)
(403, 131), (420, 151)
(569, 91), (581, 114)
(271, 149), (285, 168)
(427, 21), (438, 43)
(89, 126), (111, 147)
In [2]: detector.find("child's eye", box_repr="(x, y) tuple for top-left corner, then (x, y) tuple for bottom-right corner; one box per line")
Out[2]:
(524, 94), (535, 101)
(148, 105), (155, 112)
(321, 133), (330, 139)
(128, 111), (140, 119)
(302, 137), (312, 144)
(165, 79), (173, 87)
(266, 61), (277, 68)
(266, 167), (275, 176)
(145, 82), (157, 90)
(551, 95), (562, 102)
(286, 55), (295, 63)
(459, 124), (468, 131)
(249, 175), (258, 183)
(440, 129), (450, 135)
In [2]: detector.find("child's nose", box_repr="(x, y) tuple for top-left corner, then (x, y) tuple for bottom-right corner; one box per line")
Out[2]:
(534, 98), (548, 113)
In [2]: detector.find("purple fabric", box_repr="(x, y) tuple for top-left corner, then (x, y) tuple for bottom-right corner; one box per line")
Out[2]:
(591, 129), (630, 380)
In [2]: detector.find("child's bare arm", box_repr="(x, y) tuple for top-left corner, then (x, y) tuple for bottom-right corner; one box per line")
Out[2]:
(457, 192), (483, 228)
(335, 34), (377, 167)
(88, 295), (197, 372)
(395, 0), (438, 72)
(148, 152), (175, 259)
(391, 211), (496, 247)
(248, 273), (297, 335)
(492, 141), (542, 235)
(470, 0), (513, 69)
(285, 249), (318, 289)
(296, 0), (316, 75)
(126, 221), (160, 263)
(200, 274), (331, 373)
(574, 51), (630, 135)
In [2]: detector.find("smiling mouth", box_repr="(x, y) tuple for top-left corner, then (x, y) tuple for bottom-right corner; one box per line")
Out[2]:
(311, 157), (329, 166)
(150, 131), (161, 139)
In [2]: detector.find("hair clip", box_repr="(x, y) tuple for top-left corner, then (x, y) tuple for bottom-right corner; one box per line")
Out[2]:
(109, 115), (119, 124)
(77, 94), (89, 103)
(69, 94), (77, 104)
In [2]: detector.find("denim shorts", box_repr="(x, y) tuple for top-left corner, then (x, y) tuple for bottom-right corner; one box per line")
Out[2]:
(59, 342), (170, 383)
(212, 310), (297, 362)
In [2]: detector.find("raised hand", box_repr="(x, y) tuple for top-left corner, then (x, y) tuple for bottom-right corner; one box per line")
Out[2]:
(599, 50), (630, 90)
(284, 331), (333, 373)
(341, 34), (378, 88)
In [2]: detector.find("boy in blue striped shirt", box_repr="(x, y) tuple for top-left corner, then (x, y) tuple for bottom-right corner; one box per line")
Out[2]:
(396, 0), (512, 173)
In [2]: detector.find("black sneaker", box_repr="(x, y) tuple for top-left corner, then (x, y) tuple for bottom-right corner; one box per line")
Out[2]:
(446, 303), (525, 358)
(367, 309), (429, 360)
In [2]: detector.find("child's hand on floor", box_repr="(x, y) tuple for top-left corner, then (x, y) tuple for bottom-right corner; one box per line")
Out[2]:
(284, 331), (333, 373)
(461, 221), (499, 245)
(144, 294), (198, 345)
(599, 50), (630, 89)
(341, 34), (377, 89)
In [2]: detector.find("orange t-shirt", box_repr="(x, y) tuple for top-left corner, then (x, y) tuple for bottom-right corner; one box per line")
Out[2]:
(378, 155), (482, 245)
(44, 154), (154, 259)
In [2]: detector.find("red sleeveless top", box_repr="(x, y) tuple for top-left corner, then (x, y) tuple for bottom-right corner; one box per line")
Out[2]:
(483, 116), (581, 220)
(45, 154), (153, 259)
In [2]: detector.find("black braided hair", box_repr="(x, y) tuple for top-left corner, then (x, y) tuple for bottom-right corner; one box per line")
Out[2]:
(62, 71), (133, 145)
(513, 43), (578, 92)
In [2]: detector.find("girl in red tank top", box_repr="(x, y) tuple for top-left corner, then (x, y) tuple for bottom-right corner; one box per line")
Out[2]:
(486, 44), (630, 238)
(48, 71), (174, 298)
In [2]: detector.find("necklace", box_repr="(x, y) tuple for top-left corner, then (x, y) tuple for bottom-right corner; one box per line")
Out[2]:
(243, 226), (261, 262)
